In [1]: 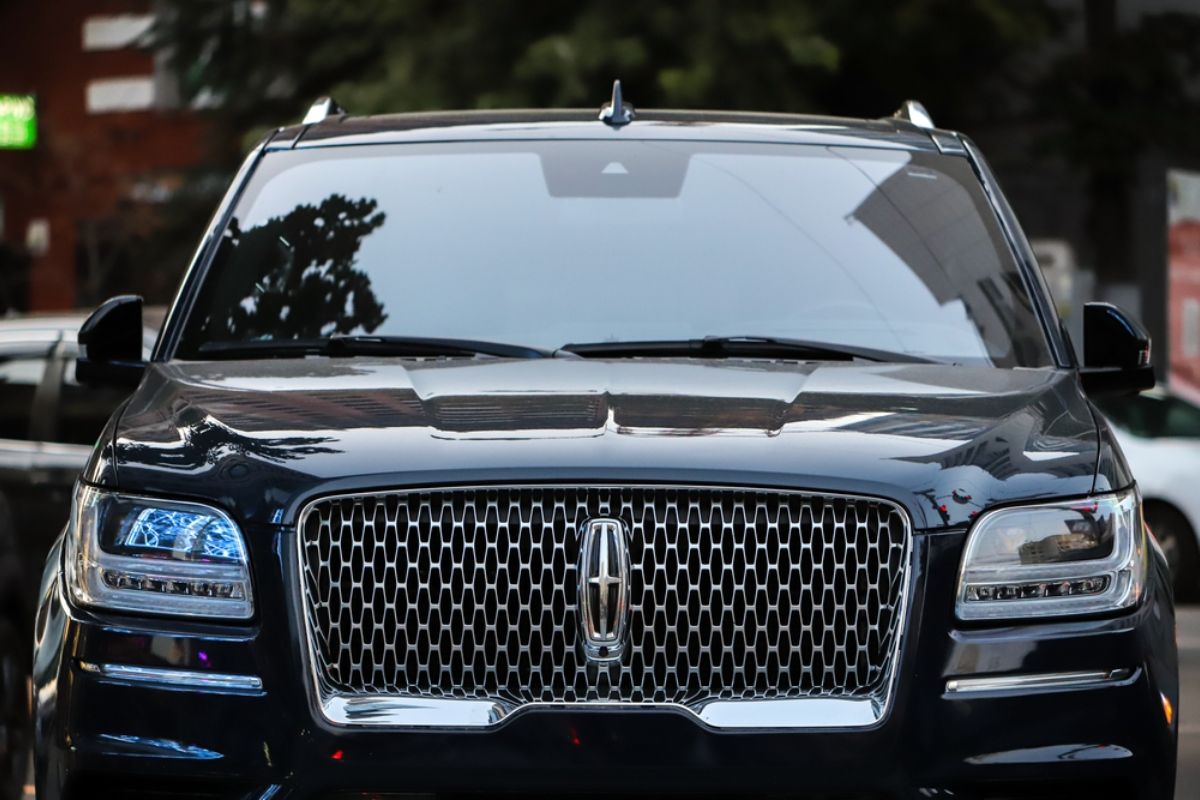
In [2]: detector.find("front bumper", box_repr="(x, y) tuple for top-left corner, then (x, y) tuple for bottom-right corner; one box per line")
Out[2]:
(33, 531), (1179, 800)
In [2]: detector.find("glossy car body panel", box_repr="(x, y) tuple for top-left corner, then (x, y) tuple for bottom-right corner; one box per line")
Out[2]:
(98, 360), (1101, 531)
(1094, 409), (1137, 495)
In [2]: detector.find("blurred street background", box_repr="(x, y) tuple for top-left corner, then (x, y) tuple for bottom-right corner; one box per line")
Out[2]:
(6, 0), (1200, 380)
(1178, 609), (1200, 798)
(4, 0), (1200, 796)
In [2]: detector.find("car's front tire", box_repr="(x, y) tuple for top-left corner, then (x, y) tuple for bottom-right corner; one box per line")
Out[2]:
(1145, 500), (1200, 603)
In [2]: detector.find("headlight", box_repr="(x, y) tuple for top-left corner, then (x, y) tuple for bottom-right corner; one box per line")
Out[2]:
(956, 489), (1146, 621)
(65, 484), (253, 620)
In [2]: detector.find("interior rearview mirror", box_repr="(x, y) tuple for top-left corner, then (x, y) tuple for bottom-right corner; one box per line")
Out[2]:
(1079, 301), (1154, 396)
(76, 295), (147, 387)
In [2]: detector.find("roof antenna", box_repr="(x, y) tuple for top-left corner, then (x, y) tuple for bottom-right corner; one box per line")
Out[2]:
(599, 79), (635, 127)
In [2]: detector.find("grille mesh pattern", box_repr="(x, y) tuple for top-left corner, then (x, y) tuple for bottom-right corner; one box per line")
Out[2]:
(299, 486), (908, 710)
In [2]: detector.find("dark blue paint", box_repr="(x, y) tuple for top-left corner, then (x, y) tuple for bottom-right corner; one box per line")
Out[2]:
(93, 359), (1103, 531)
(36, 110), (1177, 799)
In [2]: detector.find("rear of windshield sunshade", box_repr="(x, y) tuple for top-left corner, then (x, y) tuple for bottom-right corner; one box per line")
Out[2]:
(174, 139), (1054, 368)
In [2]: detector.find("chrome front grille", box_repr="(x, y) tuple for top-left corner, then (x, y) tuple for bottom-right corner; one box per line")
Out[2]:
(298, 486), (909, 721)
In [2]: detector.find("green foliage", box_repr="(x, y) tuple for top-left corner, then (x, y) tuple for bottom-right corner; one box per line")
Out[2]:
(155, 1), (843, 130)
(809, 0), (1059, 129)
(148, 0), (1200, 291)
(153, 0), (1073, 150)
(1036, 9), (1200, 174)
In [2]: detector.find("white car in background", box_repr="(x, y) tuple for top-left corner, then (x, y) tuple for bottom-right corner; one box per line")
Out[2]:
(1097, 389), (1200, 601)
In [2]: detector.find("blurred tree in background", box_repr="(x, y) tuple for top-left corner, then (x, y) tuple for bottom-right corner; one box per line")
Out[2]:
(1035, 1), (1200, 284)
(153, 0), (1056, 149)
(147, 0), (1200, 302)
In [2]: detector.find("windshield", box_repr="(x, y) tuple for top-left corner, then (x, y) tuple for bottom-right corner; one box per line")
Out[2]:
(176, 139), (1053, 367)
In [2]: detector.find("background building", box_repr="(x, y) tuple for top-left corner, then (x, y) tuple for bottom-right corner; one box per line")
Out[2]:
(0, 0), (211, 313)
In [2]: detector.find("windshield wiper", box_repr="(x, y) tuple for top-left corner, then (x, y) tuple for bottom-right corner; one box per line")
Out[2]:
(196, 335), (552, 360)
(558, 335), (935, 363)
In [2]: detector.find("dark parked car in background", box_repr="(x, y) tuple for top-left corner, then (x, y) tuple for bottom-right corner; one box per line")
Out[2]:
(32, 90), (1178, 799)
(0, 312), (158, 800)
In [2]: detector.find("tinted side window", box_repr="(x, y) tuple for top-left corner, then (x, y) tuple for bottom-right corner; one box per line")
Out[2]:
(0, 356), (48, 440)
(56, 361), (131, 446)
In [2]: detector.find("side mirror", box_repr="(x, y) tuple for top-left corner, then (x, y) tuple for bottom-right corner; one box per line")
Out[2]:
(76, 295), (147, 387)
(1080, 302), (1154, 396)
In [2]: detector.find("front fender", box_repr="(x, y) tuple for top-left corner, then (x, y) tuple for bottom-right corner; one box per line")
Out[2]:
(32, 534), (68, 800)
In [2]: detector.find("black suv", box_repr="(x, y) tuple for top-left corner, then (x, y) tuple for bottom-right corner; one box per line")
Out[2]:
(33, 90), (1177, 799)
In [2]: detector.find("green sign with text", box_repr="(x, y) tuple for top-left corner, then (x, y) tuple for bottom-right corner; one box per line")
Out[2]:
(0, 95), (36, 149)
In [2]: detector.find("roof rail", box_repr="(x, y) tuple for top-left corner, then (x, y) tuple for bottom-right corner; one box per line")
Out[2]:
(892, 99), (934, 130)
(302, 96), (346, 125)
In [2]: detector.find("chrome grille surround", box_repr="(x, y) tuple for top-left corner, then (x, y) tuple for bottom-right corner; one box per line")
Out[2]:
(296, 485), (912, 729)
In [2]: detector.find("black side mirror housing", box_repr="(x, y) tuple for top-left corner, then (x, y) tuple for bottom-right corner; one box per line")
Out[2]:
(76, 295), (147, 387)
(1079, 302), (1155, 396)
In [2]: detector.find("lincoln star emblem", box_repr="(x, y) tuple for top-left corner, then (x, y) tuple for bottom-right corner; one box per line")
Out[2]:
(578, 517), (630, 662)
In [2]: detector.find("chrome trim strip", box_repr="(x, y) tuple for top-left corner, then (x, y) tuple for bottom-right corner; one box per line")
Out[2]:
(325, 695), (506, 728)
(78, 661), (264, 693)
(295, 483), (914, 730)
(945, 668), (1136, 696)
(320, 694), (883, 730)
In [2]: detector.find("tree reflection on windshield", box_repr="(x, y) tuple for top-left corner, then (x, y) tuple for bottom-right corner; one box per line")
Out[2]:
(188, 194), (388, 343)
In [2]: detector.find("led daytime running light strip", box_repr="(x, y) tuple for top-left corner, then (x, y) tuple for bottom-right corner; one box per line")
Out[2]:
(964, 575), (1110, 602)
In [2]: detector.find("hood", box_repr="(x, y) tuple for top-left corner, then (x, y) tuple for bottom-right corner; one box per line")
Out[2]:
(100, 358), (1103, 529)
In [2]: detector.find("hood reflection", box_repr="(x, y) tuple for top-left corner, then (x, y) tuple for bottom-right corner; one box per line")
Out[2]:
(108, 358), (1099, 529)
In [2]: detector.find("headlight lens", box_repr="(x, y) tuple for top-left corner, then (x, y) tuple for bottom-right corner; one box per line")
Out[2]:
(956, 489), (1146, 621)
(65, 484), (253, 620)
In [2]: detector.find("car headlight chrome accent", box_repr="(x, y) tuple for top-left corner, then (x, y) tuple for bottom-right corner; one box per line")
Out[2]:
(956, 489), (1146, 621)
(65, 484), (253, 619)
